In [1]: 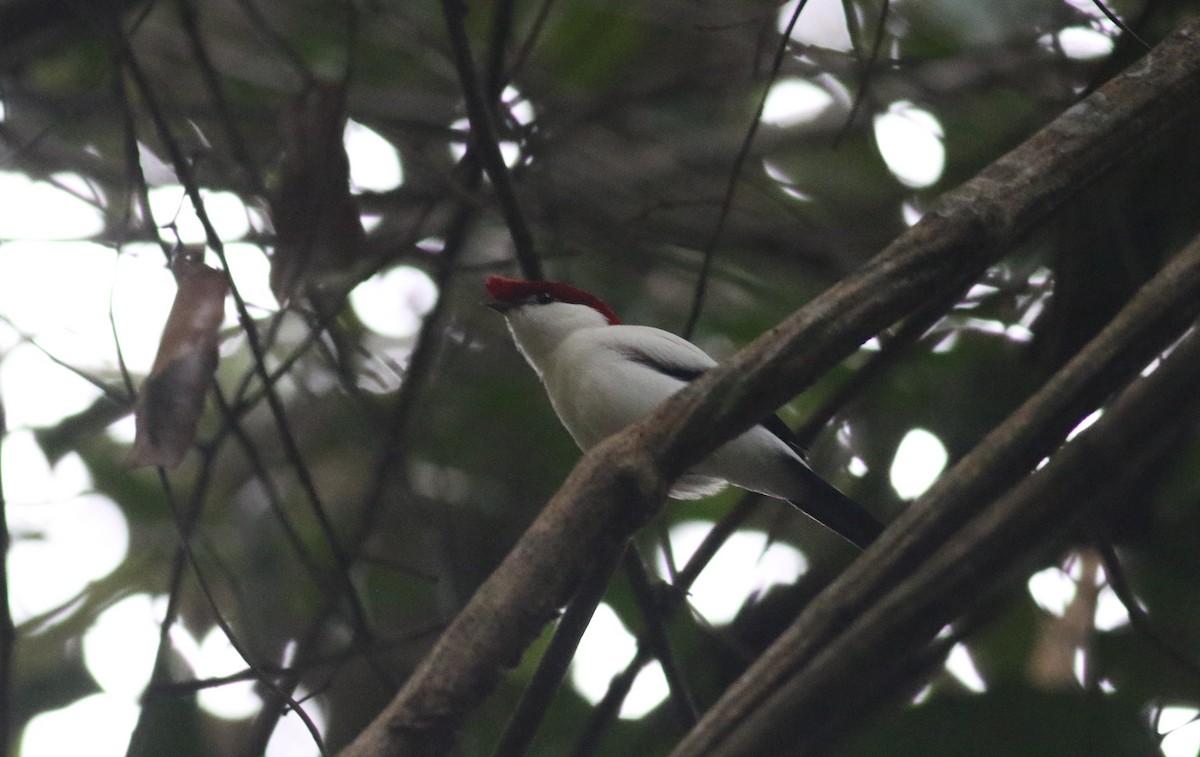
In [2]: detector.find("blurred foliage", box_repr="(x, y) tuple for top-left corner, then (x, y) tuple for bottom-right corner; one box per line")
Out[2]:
(841, 685), (1158, 756)
(2, 0), (1200, 755)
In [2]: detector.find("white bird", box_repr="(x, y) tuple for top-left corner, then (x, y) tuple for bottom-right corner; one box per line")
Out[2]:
(485, 276), (883, 550)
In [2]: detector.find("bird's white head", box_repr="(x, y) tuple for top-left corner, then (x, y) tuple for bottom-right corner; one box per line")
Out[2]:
(485, 276), (620, 367)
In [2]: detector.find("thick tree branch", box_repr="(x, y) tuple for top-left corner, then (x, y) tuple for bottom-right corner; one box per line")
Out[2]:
(676, 143), (1200, 757)
(679, 205), (1200, 757)
(339, 19), (1200, 756)
(695, 301), (1200, 757)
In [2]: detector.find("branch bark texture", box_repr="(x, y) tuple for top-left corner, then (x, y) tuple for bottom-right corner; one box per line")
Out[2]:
(340, 19), (1200, 757)
(676, 223), (1200, 754)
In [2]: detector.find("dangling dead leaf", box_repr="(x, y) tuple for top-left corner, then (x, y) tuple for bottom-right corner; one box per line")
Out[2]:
(269, 79), (365, 306)
(130, 249), (229, 468)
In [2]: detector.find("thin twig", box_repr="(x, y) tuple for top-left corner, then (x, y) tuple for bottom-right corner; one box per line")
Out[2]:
(492, 541), (627, 757)
(112, 43), (357, 709)
(441, 0), (542, 279)
(682, 0), (811, 339)
(114, 44), (209, 754)
(232, 0), (316, 85)
(118, 37), (375, 753)
(147, 620), (445, 698)
(833, 0), (891, 147)
(793, 281), (962, 449)
(112, 63), (173, 265)
(108, 271), (139, 403)
(1095, 539), (1200, 684)
(484, 0), (517, 100)
(127, 450), (213, 756)
(155, 468), (328, 755)
(175, 0), (267, 195)
(0, 396), (12, 757)
(571, 652), (645, 757)
(506, 0), (557, 86)
(121, 45), (374, 643)
(347, 197), (473, 562)
(113, 39), (330, 608)
(210, 387), (330, 588)
(622, 549), (699, 727)
(1091, 0), (1152, 51)
(0, 315), (131, 403)
(248, 148), (482, 757)
(110, 20), (322, 750)
(576, 494), (762, 746)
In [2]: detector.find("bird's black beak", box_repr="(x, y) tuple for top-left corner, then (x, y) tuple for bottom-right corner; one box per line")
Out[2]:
(484, 299), (515, 314)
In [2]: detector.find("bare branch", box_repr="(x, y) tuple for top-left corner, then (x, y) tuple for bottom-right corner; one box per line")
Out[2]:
(621, 549), (699, 728)
(491, 541), (625, 757)
(1095, 540), (1200, 684)
(0, 395), (11, 757)
(692, 283), (1200, 757)
(683, 0), (811, 338)
(573, 495), (761, 750)
(122, 43), (374, 644)
(440, 0), (541, 279)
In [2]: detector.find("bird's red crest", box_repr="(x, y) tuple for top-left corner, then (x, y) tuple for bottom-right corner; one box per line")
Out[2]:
(485, 276), (621, 324)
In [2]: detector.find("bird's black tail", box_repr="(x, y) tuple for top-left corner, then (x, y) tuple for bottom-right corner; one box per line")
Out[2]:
(787, 470), (884, 551)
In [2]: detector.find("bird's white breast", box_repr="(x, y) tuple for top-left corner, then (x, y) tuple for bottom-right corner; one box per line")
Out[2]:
(541, 327), (683, 450)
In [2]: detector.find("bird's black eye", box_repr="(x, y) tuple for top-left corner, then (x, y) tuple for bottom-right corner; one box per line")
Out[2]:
(534, 292), (554, 304)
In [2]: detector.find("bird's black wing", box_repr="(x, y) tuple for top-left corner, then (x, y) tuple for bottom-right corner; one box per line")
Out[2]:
(621, 347), (709, 383)
(622, 342), (883, 550)
(623, 348), (801, 449)
(760, 413), (808, 458)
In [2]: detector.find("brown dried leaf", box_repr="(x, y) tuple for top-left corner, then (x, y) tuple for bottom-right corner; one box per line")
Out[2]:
(130, 251), (229, 468)
(269, 80), (365, 305)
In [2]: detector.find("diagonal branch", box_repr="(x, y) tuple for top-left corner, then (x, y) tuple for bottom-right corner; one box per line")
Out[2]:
(677, 148), (1200, 757)
(338, 18), (1200, 756)
(491, 540), (627, 757)
(441, 0), (541, 279)
(692, 290), (1200, 756)
(682, 0), (811, 338)
(0, 396), (11, 757)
